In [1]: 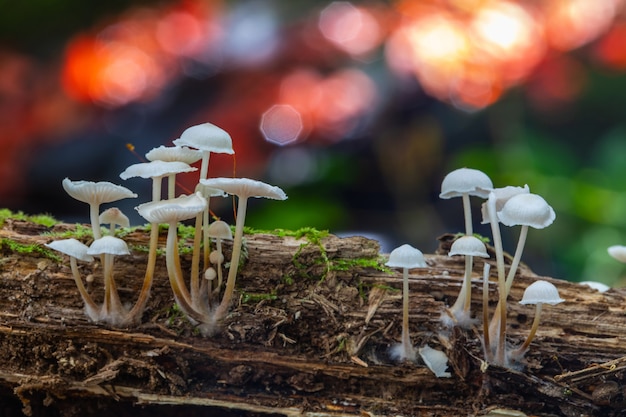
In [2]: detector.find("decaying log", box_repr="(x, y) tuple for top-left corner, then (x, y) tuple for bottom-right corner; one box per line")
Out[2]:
(1, 218), (626, 416)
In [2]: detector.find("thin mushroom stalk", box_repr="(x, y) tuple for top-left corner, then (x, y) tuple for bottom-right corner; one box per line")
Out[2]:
(482, 263), (492, 362)
(399, 266), (414, 361)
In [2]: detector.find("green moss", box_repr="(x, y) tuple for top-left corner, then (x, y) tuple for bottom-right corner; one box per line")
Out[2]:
(452, 232), (491, 244)
(44, 223), (94, 240)
(241, 291), (277, 304)
(0, 238), (61, 262)
(0, 209), (58, 228)
(329, 256), (391, 273)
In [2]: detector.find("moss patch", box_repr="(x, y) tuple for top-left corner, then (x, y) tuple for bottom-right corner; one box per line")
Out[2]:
(0, 209), (58, 228)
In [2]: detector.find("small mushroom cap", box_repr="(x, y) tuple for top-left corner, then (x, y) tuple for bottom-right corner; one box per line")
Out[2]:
(195, 182), (227, 198)
(439, 168), (493, 199)
(120, 160), (197, 180)
(480, 184), (530, 224)
(173, 122), (234, 154)
(449, 235), (489, 258)
(207, 220), (233, 240)
(205, 267), (217, 280)
(498, 193), (556, 229)
(386, 244), (427, 269)
(45, 238), (94, 262)
(418, 345), (451, 378)
(579, 281), (610, 293)
(608, 245), (626, 263)
(87, 236), (130, 256)
(99, 207), (130, 228)
(63, 178), (137, 205)
(519, 280), (564, 305)
(200, 177), (287, 200)
(145, 145), (203, 165)
(136, 192), (207, 224)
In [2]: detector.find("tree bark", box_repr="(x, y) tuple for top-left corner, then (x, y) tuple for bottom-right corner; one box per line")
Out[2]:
(1, 218), (625, 416)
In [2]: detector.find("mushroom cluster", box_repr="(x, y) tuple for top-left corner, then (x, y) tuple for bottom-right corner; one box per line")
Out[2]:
(437, 168), (562, 368)
(46, 122), (287, 335)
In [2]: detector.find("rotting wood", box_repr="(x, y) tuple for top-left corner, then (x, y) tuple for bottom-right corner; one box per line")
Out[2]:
(1, 219), (626, 416)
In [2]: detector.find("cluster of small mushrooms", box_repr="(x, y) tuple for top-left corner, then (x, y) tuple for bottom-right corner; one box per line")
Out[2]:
(385, 167), (564, 372)
(46, 122), (287, 335)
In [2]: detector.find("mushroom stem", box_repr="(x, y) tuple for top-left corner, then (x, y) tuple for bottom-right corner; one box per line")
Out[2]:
(463, 255), (474, 313)
(152, 177), (162, 202)
(167, 174), (176, 199)
(69, 256), (99, 320)
(165, 221), (206, 323)
(462, 193), (473, 236)
(215, 238), (224, 291)
(400, 267), (414, 359)
(127, 222), (159, 322)
(505, 225), (529, 295)
(89, 203), (102, 240)
(512, 303), (543, 357)
(101, 253), (124, 320)
(214, 196), (248, 321)
(203, 195), (211, 272)
(482, 263), (492, 362)
(486, 192), (507, 365)
(190, 213), (203, 309)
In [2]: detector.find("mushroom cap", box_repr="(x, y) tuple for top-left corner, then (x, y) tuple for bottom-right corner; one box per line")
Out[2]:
(207, 220), (233, 240)
(519, 280), (564, 305)
(145, 145), (203, 165)
(120, 160), (197, 180)
(608, 245), (626, 263)
(498, 193), (556, 229)
(99, 207), (130, 228)
(449, 235), (489, 258)
(418, 345), (451, 378)
(386, 244), (427, 269)
(579, 281), (610, 293)
(173, 122), (234, 154)
(63, 178), (137, 205)
(200, 177), (287, 200)
(480, 185), (530, 224)
(87, 236), (130, 256)
(439, 168), (493, 199)
(136, 192), (207, 224)
(195, 182), (227, 198)
(45, 238), (94, 262)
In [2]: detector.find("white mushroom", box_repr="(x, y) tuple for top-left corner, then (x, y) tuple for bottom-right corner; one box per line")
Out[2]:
(99, 207), (129, 236)
(386, 244), (427, 362)
(418, 345), (451, 378)
(120, 160), (197, 202)
(62, 178), (137, 240)
(173, 122), (235, 180)
(512, 280), (564, 358)
(200, 177), (287, 323)
(45, 239), (98, 320)
(608, 245), (626, 263)
(87, 236), (130, 324)
(145, 146), (203, 199)
(445, 235), (489, 328)
(207, 220), (233, 293)
(440, 168), (493, 236)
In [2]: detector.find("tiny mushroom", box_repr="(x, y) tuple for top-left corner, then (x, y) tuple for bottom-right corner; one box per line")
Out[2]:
(440, 168), (493, 236)
(62, 178), (137, 240)
(418, 345), (451, 378)
(511, 280), (564, 359)
(579, 281), (610, 293)
(207, 220), (233, 292)
(87, 235), (131, 325)
(99, 207), (129, 236)
(445, 235), (489, 328)
(45, 239), (99, 320)
(200, 177), (287, 324)
(386, 244), (427, 362)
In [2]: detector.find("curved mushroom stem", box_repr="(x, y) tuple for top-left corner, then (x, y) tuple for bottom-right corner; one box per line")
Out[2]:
(485, 192), (507, 365)
(165, 221), (206, 323)
(505, 225), (529, 295)
(448, 255), (473, 324)
(69, 256), (99, 320)
(400, 267), (415, 360)
(127, 222), (159, 322)
(101, 253), (125, 322)
(462, 193), (473, 236)
(214, 195), (248, 322)
(511, 303), (543, 358)
(482, 263), (492, 362)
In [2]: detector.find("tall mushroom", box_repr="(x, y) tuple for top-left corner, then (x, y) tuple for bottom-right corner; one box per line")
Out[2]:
(145, 145), (203, 199)
(45, 239), (99, 321)
(136, 192), (208, 324)
(86, 235), (130, 325)
(511, 280), (564, 360)
(386, 244), (427, 361)
(445, 235), (489, 328)
(62, 178), (137, 240)
(200, 177), (287, 324)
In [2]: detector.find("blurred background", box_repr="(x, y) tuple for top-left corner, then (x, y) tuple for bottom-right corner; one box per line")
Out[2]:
(2, 0), (626, 286)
